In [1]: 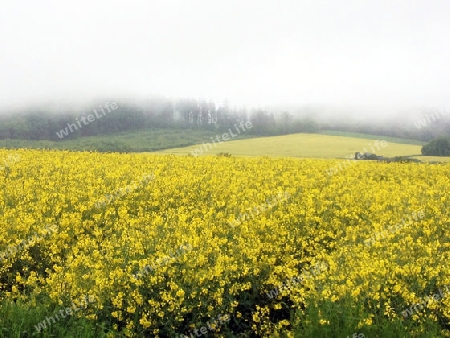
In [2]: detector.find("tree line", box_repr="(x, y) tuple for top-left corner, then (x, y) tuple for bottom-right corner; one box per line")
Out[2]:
(0, 98), (319, 141)
(1, 98), (449, 153)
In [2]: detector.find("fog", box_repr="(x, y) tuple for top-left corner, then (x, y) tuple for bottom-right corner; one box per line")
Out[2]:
(1, 0), (449, 120)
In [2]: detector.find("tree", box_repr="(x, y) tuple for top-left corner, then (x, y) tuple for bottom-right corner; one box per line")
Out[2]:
(421, 137), (450, 156)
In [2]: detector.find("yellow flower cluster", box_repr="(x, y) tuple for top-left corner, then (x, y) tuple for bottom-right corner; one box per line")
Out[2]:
(0, 149), (449, 336)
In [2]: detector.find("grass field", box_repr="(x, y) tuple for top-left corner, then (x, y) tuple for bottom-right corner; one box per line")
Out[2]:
(160, 133), (424, 158)
(320, 130), (426, 145)
(5, 128), (450, 162)
(0, 128), (250, 153)
(412, 156), (450, 163)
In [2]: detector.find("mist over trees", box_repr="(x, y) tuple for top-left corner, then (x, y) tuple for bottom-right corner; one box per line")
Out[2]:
(0, 98), (448, 145)
(0, 98), (319, 141)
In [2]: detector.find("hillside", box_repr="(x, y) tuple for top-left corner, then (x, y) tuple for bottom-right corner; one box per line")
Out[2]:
(160, 133), (424, 158)
(4, 129), (450, 162)
(0, 128), (250, 153)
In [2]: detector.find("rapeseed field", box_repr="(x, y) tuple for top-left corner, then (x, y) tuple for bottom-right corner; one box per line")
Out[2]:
(0, 149), (449, 337)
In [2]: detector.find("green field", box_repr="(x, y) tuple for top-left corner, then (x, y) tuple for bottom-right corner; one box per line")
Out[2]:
(320, 130), (425, 145)
(0, 128), (248, 153)
(411, 156), (450, 163)
(160, 133), (425, 159)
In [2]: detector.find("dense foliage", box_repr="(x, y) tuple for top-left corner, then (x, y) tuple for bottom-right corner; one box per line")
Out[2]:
(422, 137), (450, 156)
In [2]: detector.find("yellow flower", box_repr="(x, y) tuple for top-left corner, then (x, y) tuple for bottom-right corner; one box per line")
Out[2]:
(139, 315), (151, 329)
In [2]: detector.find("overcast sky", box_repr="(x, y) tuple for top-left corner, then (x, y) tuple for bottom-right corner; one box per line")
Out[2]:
(1, 0), (449, 114)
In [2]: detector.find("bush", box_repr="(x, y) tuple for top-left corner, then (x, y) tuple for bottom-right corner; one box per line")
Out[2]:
(384, 156), (422, 163)
(216, 152), (232, 157)
(94, 140), (132, 153)
(421, 137), (450, 156)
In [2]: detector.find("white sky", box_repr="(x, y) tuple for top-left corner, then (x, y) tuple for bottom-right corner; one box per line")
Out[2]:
(1, 0), (449, 114)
